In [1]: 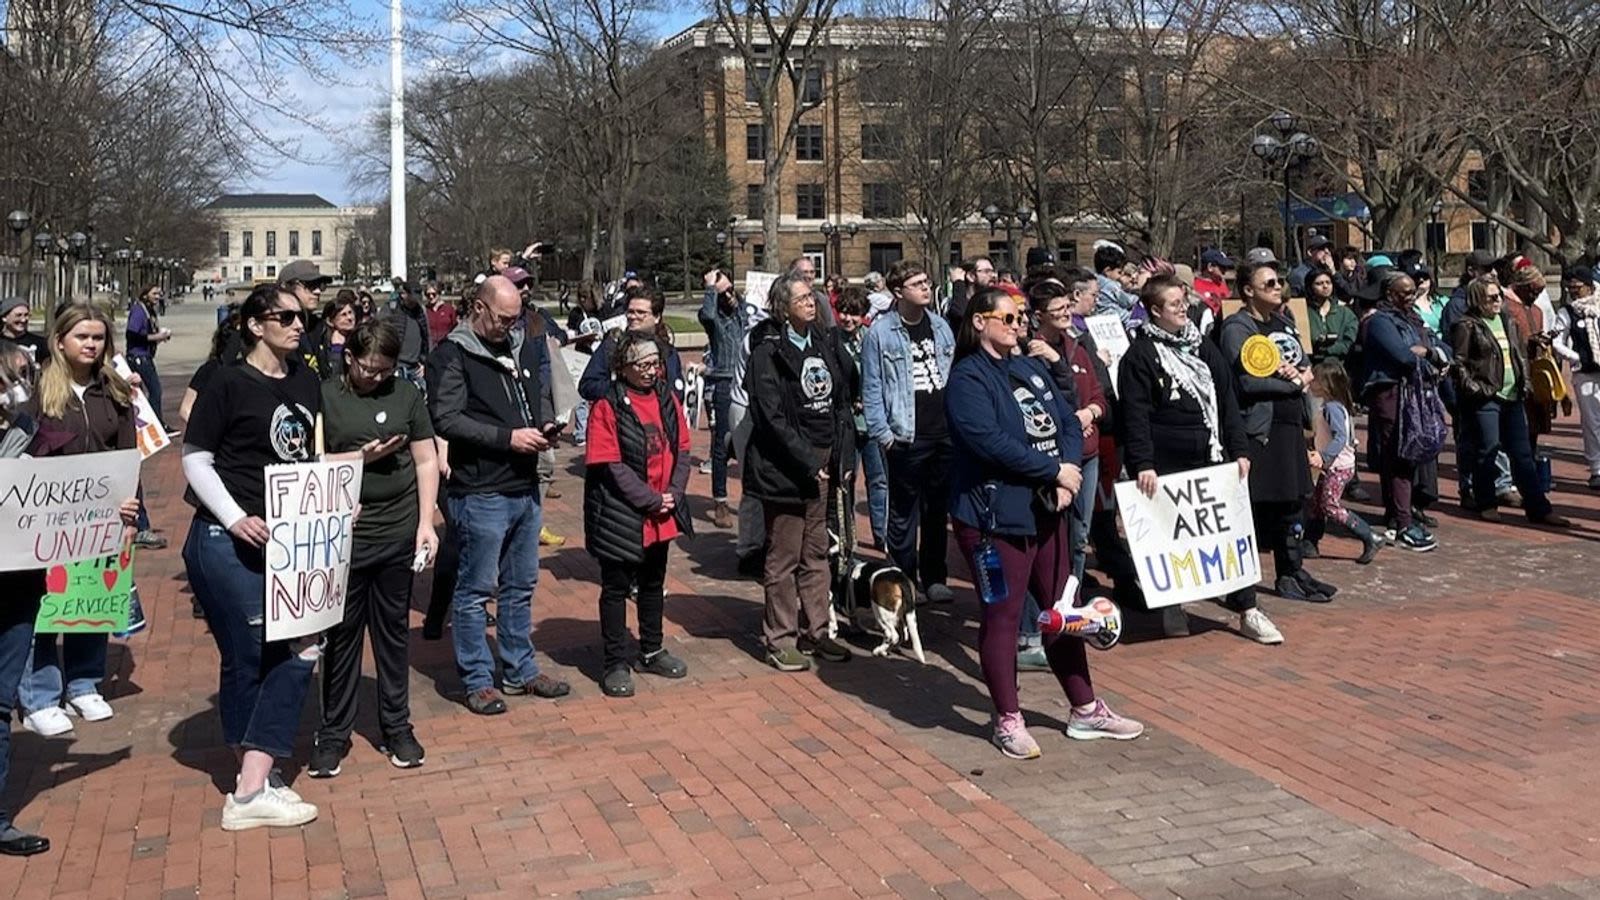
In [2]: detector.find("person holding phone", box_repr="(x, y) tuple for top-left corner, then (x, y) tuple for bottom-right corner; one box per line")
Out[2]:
(308, 318), (439, 778)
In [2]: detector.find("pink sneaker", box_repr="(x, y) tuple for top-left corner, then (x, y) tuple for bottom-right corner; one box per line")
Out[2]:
(992, 711), (1041, 759)
(1066, 699), (1145, 741)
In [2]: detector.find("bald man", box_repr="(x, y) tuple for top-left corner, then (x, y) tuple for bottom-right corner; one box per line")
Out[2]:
(427, 275), (571, 714)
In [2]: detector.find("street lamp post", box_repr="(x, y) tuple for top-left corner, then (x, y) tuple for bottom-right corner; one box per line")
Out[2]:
(33, 230), (54, 311)
(981, 204), (1032, 271)
(1356, 209), (1372, 253)
(67, 232), (87, 300)
(819, 221), (859, 278)
(6, 210), (29, 304)
(1428, 199), (1444, 274)
(1250, 111), (1319, 265)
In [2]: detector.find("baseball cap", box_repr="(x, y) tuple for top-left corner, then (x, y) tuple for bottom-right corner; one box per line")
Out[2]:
(1200, 248), (1235, 269)
(1365, 254), (1394, 269)
(1172, 263), (1196, 288)
(1244, 247), (1279, 266)
(503, 266), (534, 286)
(277, 260), (331, 287)
(1306, 235), (1333, 252)
(1466, 249), (1496, 271)
(1400, 259), (1432, 282)
(0, 297), (28, 319)
(1025, 246), (1055, 270)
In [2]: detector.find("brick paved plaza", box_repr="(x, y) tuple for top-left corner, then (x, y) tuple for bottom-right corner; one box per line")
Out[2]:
(5, 308), (1600, 899)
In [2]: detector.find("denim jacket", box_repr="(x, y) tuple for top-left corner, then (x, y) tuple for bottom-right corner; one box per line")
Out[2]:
(861, 308), (955, 446)
(697, 286), (746, 381)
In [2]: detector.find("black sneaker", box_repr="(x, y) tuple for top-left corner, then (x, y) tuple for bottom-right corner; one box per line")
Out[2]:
(1293, 569), (1338, 599)
(308, 737), (350, 778)
(1275, 575), (1331, 603)
(465, 688), (507, 715)
(380, 728), (425, 769)
(798, 634), (852, 662)
(1396, 524), (1438, 552)
(503, 673), (571, 698)
(636, 649), (688, 679)
(601, 665), (634, 698)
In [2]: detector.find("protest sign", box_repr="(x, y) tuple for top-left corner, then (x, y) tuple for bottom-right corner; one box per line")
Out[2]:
(1113, 463), (1259, 608)
(743, 271), (776, 325)
(1083, 314), (1131, 395)
(264, 460), (362, 641)
(599, 313), (627, 334)
(0, 449), (142, 572)
(36, 542), (135, 633)
(683, 366), (705, 430)
(111, 354), (170, 458)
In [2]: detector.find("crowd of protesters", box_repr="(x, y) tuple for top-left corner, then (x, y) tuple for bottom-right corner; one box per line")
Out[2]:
(0, 233), (1594, 852)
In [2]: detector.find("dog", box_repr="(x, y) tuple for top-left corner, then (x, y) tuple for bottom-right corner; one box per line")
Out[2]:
(828, 558), (925, 663)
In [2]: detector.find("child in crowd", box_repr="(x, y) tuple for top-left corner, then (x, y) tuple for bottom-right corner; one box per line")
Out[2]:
(1305, 361), (1383, 564)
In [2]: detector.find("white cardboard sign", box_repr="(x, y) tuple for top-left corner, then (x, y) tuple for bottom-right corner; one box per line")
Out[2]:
(264, 460), (362, 640)
(1113, 463), (1259, 608)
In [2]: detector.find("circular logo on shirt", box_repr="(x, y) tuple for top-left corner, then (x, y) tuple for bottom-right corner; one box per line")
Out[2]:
(1013, 387), (1057, 440)
(801, 356), (833, 402)
(270, 403), (316, 462)
(1240, 334), (1281, 377)
(1270, 329), (1305, 368)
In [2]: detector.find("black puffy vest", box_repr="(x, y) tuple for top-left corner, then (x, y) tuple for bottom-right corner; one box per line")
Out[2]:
(583, 382), (693, 564)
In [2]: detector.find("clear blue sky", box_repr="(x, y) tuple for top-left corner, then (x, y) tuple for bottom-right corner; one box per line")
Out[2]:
(252, 4), (705, 206)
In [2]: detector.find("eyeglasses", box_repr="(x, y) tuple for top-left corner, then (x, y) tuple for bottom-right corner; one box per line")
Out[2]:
(425, 291), (438, 298)
(1256, 278), (1282, 290)
(1044, 305), (1072, 317)
(628, 358), (661, 371)
(257, 310), (303, 327)
(351, 358), (396, 379)
(902, 277), (931, 290)
(979, 311), (1022, 327)
(624, 307), (653, 318)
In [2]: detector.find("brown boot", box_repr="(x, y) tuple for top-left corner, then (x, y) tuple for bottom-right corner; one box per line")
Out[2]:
(711, 501), (733, 529)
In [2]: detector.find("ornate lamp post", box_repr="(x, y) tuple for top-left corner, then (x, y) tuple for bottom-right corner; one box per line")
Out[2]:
(819, 221), (858, 278)
(1250, 111), (1320, 265)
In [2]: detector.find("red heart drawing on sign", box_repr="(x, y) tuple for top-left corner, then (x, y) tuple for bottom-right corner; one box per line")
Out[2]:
(102, 569), (119, 591)
(46, 566), (68, 594)
(119, 547), (132, 570)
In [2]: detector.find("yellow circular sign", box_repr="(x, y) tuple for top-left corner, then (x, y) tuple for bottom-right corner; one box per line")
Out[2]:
(1240, 334), (1282, 378)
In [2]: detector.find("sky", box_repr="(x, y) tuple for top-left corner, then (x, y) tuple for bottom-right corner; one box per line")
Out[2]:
(250, 3), (705, 206)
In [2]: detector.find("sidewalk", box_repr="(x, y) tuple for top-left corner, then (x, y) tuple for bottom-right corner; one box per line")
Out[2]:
(6, 341), (1600, 898)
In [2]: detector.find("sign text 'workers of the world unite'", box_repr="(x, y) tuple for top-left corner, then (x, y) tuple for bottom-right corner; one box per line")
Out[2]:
(264, 460), (362, 641)
(0, 449), (143, 573)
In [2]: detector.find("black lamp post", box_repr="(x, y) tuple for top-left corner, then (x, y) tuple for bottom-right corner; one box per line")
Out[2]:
(819, 221), (859, 278)
(6, 210), (29, 305)
(67, 231), (87, 299)
(981, 204), (1032, 270)
(1428, 199), (1444, 274)
(33, 230), (54, 309)
(1250, 111), (1319, 265)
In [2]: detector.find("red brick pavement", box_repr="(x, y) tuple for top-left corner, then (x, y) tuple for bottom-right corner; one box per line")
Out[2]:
(8, 356), (1600, 898)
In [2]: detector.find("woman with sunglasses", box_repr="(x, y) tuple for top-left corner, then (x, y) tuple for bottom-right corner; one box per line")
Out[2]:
(948, 287), (1143, 759)
(181, 284), (323, 831)
(308, 318), (439, 777)
(1219, 260), (1337, 603)
(583, 331), (693, 697)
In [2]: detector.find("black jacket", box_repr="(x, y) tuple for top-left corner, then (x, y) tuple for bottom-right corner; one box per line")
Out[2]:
(1117, 332), (1250, 475)
(742, 320), (856, 503)
(1450, 312), (1527, 403)
(584, 381), (694, 564)
(426, 323), (554, 496)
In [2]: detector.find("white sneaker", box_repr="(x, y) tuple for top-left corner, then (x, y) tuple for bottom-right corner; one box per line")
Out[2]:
(67, 693), (114, 722)
(1240, 609), (1284, 645)
(22, 707), (74, 736)
(698, 460), (713, 475)
(237, 771), (302, 803)
(221, 785), (318, 831)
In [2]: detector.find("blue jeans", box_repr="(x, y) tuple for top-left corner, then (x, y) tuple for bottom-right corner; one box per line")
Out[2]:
(709, 378), (734, 501)
(1463, 398), (1552, 518)
(127, 352), (164, 428)
(857, 433), (888, 546)
(181, 518), (315, 759)
(1453, 415), (1513, 503)
(0, 576), (43, 831)
(573, 398), (591, 444)
(20, 633), (107, 711)
(449, 492), (544, 693)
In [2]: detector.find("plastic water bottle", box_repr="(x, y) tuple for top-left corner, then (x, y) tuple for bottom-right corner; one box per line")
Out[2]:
(974, 539), (1008, 605)
(1536, 454), (1553, 495)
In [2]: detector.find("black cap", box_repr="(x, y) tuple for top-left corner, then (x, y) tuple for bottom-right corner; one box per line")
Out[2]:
(1306, 235), (1333, 252)
(1025, 247), (1055, 269)
(278, 260), (331, 287)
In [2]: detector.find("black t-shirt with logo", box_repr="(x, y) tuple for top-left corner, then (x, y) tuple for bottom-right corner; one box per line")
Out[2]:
(793, 332), (836, 448)
(906, 314), (947, 440)
(1010, 372), (1063, 460)
(184, 360), (322, 522)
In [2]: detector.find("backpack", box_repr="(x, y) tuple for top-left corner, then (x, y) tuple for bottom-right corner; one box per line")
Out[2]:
(1397, 364), (1448, 464)
(1529, 350), (1567, 404)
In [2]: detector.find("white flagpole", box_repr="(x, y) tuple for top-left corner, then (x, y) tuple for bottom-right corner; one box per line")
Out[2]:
(388, 0), (407, 280)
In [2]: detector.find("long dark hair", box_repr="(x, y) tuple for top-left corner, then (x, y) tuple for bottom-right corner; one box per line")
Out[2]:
(1311, 360), (1353, 408)
(954, 287), (1013, 362)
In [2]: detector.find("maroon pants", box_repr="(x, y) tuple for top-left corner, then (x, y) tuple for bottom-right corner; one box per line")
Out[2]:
(1366, 384), (1414, 529)
(954, 516), (1095, 718)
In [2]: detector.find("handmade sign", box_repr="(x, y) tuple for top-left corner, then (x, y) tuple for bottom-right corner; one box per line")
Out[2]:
(263, 459), (363, 641)
(35, 542), (135, 633)
(743, 271), (777, 325)
(683, 366), (705, 430)
(1083, 313), (1131, 395)
(0, 449), (142, 572)
(1114, 463), (1259, 608)
(111, 354), (170, 458)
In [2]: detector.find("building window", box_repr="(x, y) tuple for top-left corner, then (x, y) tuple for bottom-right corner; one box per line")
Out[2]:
(266, 265), (277, 278)
(803, 243), (827, 278)
(1057, 241), (1079, 266)
(796, 183), (826, 219)
(745, 64), (769, 103)
(241, 231), (253, 257)
(1471, 221), (1491, 251)
(796, 124), (824, 162)
(1426, 222), (1447, 254)
(746, 185), (763, 220)
(745, 123), (767, 161)
(752, 243), (766, 270)
(949, 241), (963, 266)
(220, 265), (228, 279)
(289, 230), (300, 256)
(862, 183), (904, 218)
(1097, 127), (1123, 161)
(312, 230), (323, 256)
(988, 240), (1012, 271)
(218, 231), (229, 257)
(869, 242), (903, 274)
(266, 231), (277, 257)
(801, 67), (823, 105)
(860, 124), (893, 161)
(243, 265), (254, 281)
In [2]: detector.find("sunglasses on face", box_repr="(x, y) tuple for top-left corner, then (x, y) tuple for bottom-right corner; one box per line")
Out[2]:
(979, 311), (1022, 327)
(1256, 278), (1282, 290)
(258, 310), (303, 327)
